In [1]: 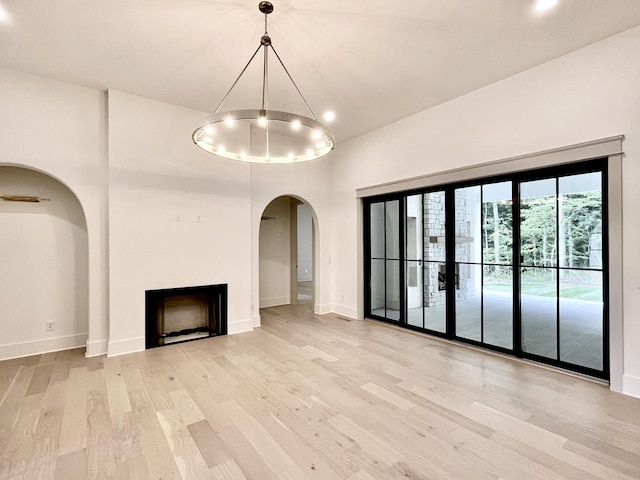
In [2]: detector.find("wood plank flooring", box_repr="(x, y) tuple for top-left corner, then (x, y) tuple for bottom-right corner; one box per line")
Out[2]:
(1, 304), (639, 479)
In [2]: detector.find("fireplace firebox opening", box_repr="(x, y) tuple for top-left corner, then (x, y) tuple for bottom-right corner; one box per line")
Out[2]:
(145, 284), (227, 349)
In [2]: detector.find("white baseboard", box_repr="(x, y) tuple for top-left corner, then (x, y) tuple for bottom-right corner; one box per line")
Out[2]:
(252, 314), (262, 328)
(331, 305), (358, 320)
(259, 296), (290, 308)
(623, 374), (640, 398)
(104, 318), (255, 357)
(0, 333), (87, 361)
(315, 303), (333, 315)
(228, 318), (254, 335)
(107, 336), (145, 357)
(85, 339), (108, 357)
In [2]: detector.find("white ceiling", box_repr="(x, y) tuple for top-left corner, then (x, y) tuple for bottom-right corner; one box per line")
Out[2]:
(1, 0), (640, 143)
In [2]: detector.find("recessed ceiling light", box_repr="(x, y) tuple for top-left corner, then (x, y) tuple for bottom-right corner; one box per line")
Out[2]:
(536, 0), (558, 12)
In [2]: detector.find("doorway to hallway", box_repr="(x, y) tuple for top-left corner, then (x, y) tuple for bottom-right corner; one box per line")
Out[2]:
(259, 196), (315, 312)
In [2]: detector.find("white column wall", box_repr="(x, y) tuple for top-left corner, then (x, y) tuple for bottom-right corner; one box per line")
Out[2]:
(0, 68), (108, 357)
(330, 26), (640, 397)
(107, 90), (254, 354)
(250, 160), (333, 326)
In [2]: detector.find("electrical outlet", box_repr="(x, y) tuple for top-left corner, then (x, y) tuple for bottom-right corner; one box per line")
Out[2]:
(45, 321), (55, 332)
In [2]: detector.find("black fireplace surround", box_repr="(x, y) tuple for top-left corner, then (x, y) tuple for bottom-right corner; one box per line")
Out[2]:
(145, 284), (227, 349)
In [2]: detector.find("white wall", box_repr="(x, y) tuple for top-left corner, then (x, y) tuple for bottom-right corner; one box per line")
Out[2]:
(107, 90), (254, 354)
(259, 197), (292, 307)
(330, 25), (640, 397)
(0, 68), (108, 357)
(250, 159), (334, 324)
(0, 67), (334, 358)
(297, 203), (313, 282)
(0, 167), (88, 359)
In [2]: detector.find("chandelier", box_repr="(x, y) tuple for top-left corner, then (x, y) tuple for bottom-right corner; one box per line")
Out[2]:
(192, 1), (335, 164)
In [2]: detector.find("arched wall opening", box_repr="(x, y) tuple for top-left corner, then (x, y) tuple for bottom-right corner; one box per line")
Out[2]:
(0, 166), (89, 360)
(258, 195), (318, 312)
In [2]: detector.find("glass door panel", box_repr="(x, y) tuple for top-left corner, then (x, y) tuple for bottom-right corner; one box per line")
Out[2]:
(559, 270), (603, 370)
(405, 195), (424, 328)
(483, 265), (513, 349)
(455, 186), (481, 341)
(424, 191), (447, 332)
(482, 181), (514, 349)
(370, 202), (385, 258)
(520, 179), (557, 268)
(558, 172), (604, 371)
(456, 263), (482, 341)
(368, 200), (401, 322)
(519, 172), (605, 372)
(370, 259), (385, 317)
(520, 178), (558, 359)
(454, 182), (513, 347)
(521, 267), (558, 358)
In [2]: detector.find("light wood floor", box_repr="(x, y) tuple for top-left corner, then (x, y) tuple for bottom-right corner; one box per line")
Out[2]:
(1, 305), (639, 480)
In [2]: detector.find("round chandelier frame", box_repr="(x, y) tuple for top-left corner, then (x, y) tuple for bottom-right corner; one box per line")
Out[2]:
(193, 1), (335, 164)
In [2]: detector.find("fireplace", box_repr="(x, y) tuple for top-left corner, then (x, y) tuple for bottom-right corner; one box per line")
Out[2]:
(145, 284), (227, 349)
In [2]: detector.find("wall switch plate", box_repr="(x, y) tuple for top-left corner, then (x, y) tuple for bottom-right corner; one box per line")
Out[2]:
(46, 321), (55, 332)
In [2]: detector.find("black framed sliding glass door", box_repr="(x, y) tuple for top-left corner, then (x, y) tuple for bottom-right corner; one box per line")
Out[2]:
(453, 181), (514, 350)
(367, 198), (402, 322)
(519, 171), (605, 373)
(364, 159), (608, 379)
(405, 192), (447, 333)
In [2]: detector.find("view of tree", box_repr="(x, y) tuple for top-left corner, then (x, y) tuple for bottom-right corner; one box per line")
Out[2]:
(518, 191), (601, 269)
(482, 200), (512, 267)
(480, 190), (602, 298)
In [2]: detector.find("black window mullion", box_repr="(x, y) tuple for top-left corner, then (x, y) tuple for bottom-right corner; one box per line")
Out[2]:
(400, 198), (406, 324)
(421, 194), (426, 329)
(445, 188), (456, 338)
(555, 177), (561, 362)
(480, 186), (485, 344)
(513, 181), (522, 356)
(383, 201), (388, 319)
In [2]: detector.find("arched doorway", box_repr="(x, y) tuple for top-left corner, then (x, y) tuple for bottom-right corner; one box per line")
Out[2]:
(259, 196), (316, 311)
(0, 166), (89, 360)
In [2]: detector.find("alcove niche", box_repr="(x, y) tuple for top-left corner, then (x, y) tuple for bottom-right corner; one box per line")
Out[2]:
(0, 166), (89, 360)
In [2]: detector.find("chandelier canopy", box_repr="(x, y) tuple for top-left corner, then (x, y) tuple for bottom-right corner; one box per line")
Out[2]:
(193, 1), (335, 164)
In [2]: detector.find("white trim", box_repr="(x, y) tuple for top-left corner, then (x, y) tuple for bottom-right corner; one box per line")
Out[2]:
(108, 337), (145, 357)
(357, 135), (624, 198)
(623, 374), (640, 399)
(259, 296), (290, 308)
(314, 303), (333, 315)
(85, 339), (108, 357)
(608, 154), (623, 393)
(252, 314), (262, 328)
(228, 318), (254, 335)
(0, 334), (87, 361)
(332, 305), (358, 320)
